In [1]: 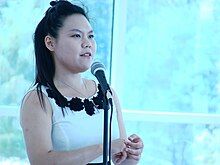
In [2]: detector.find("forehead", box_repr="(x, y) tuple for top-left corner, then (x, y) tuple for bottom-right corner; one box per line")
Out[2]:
(61, 14), (92, 32)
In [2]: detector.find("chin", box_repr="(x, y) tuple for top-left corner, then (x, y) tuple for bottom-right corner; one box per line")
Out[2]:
(79, 65), (91, 73)
(75, 60), (93, 73)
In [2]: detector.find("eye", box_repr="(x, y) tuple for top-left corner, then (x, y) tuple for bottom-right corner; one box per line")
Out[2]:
(71, 34), (81, 38)
(88, 34), (95, 39)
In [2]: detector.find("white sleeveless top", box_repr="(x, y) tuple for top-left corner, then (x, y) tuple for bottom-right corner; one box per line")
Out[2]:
(38, 83), (120, 163)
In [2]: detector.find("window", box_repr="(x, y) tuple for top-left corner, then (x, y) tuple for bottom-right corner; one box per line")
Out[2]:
(112, 0), (220, 113)
(111, 0), (220, 164)
(1, 0), (220, 164)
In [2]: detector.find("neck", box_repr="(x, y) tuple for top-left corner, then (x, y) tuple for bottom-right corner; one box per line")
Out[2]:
(54, 72), (84, 88)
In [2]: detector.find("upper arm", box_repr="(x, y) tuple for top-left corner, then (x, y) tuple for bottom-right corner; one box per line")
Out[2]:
(20, 90), (53, 164)
(111, 88), (127, 139)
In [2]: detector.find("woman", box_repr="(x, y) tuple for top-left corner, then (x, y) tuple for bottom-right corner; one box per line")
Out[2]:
(20, 0), (143, 164)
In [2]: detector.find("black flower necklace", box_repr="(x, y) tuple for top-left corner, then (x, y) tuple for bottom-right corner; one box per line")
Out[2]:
(46, 83), (105, 116)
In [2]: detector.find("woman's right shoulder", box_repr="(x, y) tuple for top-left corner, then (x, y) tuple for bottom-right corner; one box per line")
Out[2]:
(20, 87), (53, 137)
(20, 87), (52, 118)
(21, 89), (42, 107)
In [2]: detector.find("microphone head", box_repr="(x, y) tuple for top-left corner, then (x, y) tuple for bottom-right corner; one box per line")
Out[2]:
(91, 61), (106, 76)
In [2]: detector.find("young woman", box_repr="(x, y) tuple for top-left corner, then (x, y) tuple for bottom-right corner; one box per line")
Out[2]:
(20, 1), (143, 164)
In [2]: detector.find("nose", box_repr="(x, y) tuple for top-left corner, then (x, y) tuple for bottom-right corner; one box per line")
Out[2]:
(81, 38), (91, 48)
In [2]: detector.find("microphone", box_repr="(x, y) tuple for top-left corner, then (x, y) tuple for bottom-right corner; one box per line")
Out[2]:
(91, 62), (113, 164)
(91, 61), (111, 94)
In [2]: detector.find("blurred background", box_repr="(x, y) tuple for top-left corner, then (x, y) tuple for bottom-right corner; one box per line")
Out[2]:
(0, 0), (220, 164)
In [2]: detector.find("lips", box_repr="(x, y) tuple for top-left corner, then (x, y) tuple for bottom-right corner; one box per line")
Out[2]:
(80, 52), (92, 57)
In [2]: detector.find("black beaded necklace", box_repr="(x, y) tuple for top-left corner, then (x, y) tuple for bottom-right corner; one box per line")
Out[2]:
(46, 84), (105, 116)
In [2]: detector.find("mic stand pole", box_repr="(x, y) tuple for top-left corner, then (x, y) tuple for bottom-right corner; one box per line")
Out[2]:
(103, 91), (110, 165)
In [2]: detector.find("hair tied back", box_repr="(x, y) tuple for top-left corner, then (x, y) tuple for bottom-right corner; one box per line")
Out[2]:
(50, 1), (58, 7)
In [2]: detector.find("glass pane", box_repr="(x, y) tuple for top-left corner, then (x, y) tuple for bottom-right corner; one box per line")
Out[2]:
(118, 0), (220, 113)
(0, 116), (29, 164)
(125, 120), (220, 165)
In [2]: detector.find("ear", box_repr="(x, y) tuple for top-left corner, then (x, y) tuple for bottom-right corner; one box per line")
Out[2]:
(44, 35), (56, 51)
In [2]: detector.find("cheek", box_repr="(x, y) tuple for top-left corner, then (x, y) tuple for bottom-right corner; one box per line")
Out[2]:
(56, 41), (76, 57)
(92, 41), (97, 53)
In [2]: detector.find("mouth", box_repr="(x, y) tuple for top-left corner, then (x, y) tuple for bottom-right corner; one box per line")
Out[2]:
(80, 52), (92, 57)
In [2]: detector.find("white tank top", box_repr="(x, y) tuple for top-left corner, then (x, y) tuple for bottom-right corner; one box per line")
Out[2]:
(38, 83), (120, 163)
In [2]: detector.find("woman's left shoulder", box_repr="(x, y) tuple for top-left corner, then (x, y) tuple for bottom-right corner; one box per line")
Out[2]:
(84, 78), (96, 87)
(84, 78), (97, 95)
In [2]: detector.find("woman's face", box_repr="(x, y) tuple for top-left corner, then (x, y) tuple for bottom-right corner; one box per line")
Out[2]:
(53, 14), (97, 73)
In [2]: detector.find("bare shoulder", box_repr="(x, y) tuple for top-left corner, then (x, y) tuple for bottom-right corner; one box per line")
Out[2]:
(20, 90), (52, 127)
(20, 90), (54, 163)
(84, 78), (96, 87)
(84, 78), (97, 95)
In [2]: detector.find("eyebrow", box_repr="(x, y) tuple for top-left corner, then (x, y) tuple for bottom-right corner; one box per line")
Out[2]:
(69, 28), (94, 34)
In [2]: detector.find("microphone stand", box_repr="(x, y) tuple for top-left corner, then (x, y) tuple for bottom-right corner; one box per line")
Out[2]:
(102, 90), (111, 165)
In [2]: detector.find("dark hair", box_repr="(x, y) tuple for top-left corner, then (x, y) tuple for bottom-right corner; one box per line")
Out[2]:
(33, 0), (88, 114)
